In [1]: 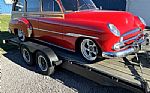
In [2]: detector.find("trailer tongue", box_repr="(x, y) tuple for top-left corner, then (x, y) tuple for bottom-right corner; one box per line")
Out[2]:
(3, 37), (150, 93)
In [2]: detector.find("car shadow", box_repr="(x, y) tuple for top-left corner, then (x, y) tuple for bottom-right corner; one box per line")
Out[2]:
(2, 49), (132, 93)
(0, 31), (133, 93)
(0, 31), (16, 51)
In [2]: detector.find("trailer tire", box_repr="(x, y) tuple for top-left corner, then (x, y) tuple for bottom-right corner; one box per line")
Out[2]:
(36, 51), (55, 75)
(21, 45), (34, 66)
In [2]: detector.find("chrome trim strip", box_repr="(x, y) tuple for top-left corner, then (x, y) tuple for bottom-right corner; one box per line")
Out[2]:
(33, 28), (98, 39)
(65, 33), (98, 39)
(27, 18), (100, 32)
(102, 48), (137, 58)
(33, 28), (64, 35)
(123, 34), (141, 43)
(122, 28), (140, 37)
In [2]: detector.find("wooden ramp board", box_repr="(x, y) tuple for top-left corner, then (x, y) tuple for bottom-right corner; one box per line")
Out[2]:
(49, 45), (150, 90)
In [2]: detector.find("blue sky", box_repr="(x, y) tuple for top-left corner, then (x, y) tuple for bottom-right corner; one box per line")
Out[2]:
(0, 0), (12, 13)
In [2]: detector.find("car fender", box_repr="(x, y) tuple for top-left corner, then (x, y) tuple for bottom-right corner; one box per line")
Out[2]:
(134, 16), (145, 30)
(17, 17), (33, 37)
(62, 19), (116, 52)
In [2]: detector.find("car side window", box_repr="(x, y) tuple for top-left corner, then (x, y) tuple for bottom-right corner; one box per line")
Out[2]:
(54, 1), (61, 12)
(14, 0), (25, 12)
(27, 0), (40, 12)
(61, 0), (78, 11)
(42, 0), (61, 12)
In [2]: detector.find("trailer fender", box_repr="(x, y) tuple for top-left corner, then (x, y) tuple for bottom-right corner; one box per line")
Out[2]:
(21, 42), (62, 66)
(39, 47), (61, 66)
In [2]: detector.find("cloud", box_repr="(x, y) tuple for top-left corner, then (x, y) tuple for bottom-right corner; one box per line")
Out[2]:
(4, 0), (13, 4)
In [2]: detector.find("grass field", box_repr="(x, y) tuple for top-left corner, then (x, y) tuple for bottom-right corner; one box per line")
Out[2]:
(0, 15), (15, 52)
(0, 14), (11, 31)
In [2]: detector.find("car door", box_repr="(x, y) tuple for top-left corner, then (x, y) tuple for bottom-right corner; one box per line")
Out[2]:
(37, 0), (64, 47)
(25, 0), (40, 33)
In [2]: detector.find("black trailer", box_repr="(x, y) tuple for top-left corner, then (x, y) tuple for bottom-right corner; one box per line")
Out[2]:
(3, 37), (150, 93)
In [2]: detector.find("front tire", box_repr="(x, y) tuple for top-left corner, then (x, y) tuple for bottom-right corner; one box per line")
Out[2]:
(36, 51), (55, 75)
(80, 39), (99, 62)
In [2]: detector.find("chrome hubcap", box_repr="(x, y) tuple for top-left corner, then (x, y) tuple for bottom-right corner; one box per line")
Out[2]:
(81, 39), (98, 61)
(38, 55), (48, 71)
(18, 30), (25, 41)
(22, 49), (30, 64)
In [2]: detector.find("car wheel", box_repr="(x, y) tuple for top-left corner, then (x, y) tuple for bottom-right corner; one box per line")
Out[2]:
(36, 51), (55, 75)
(21, 46), (33, 66)
(80, 39), (98, 62)
(18, 30), (26, 42)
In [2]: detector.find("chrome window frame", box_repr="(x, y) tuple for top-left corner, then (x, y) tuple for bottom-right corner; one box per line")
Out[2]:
(60, 0), (98, 13)
(12, 0), (64, 18)
(12, 0), (27, 12)
(40, 0), (64, 18)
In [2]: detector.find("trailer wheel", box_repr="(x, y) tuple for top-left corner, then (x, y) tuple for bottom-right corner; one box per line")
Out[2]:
(36, 51), (55, 75)
(21, 45), (33, 66)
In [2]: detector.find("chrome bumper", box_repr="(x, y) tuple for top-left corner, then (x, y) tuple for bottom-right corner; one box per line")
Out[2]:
(102, 33), (149, 58)
(102, 48), (137, 58)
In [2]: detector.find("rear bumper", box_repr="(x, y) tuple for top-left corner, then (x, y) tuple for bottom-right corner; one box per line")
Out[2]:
(102, 33), (149, 58)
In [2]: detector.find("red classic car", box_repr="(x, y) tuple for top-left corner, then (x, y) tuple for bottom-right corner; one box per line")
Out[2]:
(9, 0), (148, 62)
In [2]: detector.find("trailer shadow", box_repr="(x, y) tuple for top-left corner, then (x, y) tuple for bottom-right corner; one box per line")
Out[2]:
(2, 49), (133, 93)
(0, 31), (16, 51)
(131, 52), (150, 68)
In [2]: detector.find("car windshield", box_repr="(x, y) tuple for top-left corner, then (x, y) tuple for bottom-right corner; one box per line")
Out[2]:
(61, 0), (98, 12)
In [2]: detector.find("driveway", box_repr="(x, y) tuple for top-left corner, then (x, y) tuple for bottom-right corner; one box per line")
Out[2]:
(0, 49), (133, 93)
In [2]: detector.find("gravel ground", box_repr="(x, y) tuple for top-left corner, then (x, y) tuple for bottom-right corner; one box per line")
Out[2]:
(0, 49), (133, 93)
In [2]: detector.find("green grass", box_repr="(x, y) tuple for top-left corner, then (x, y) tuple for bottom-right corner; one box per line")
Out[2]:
(0, 15), (16, 52)
(0, 14), (11, 31)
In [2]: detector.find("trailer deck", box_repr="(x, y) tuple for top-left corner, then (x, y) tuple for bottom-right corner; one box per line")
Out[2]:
(3, 37), (150, 93)
(50, 44), (150, 93)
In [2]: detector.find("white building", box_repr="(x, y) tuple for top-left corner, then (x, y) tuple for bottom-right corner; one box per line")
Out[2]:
(4, 0), (13, 4)
(126, 0), (150, 27)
